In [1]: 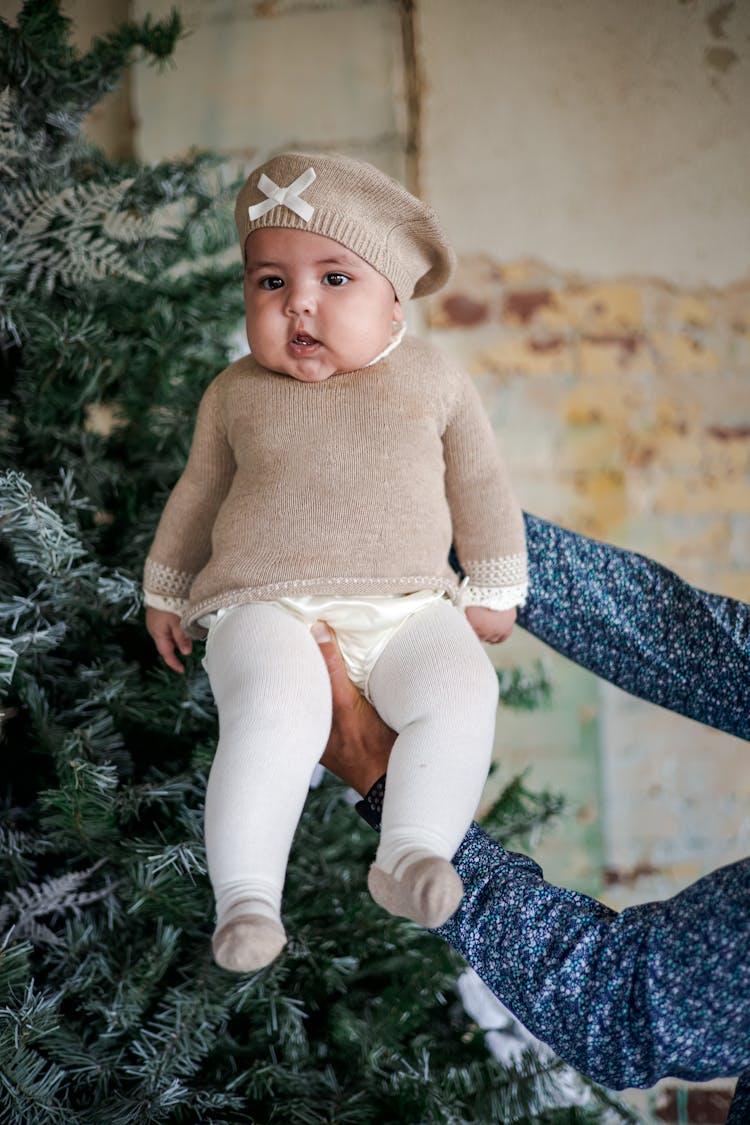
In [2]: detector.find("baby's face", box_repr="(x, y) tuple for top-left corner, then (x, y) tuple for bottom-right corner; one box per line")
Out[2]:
(243, 228), (402, 382)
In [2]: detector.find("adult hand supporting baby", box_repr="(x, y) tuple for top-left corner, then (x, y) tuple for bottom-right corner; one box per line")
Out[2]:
(313, 621), (396, 795)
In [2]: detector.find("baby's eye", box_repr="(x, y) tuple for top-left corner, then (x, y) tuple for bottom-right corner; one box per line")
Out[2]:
(323, 272), (349, 287)
(259, 276), (284, 290)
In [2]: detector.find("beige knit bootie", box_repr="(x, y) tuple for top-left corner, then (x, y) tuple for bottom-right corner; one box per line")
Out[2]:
(367, 853), (463, 928)
(211, 911), (287, 973)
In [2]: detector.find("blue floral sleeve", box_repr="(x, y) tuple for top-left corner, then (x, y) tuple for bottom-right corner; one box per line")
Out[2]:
(518, 513), (750, 741)
(358, 518), (750, 1110)
(435, 824), (750, 1090)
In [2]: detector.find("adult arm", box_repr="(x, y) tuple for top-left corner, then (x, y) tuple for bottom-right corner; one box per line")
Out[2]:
(437, 821), (750, 1089)
(353, 774), (750, 1091)
(519, 513), (750, 740)
(315, 628), (750, 1097)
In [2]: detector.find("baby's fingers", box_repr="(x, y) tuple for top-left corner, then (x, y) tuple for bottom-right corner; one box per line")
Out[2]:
(171, 621), (193, 658)
(155, 623), (189, 674)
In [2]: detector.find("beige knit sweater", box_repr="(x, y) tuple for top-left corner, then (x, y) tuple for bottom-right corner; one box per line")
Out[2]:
(143, 336), (527, 636)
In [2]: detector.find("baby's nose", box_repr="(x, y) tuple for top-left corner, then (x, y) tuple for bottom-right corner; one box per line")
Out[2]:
(285, 285), (315, 315)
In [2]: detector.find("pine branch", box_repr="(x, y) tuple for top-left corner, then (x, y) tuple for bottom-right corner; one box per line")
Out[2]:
(38, 756), (121, 848)
(0, 2), (181, 137)
(497, 658), (553, 710)
(0, 624), (67, 689)
(480, 770), (565, 846)
(0, 826), (54, 887)
(0, 972), (73, 1125)
(0, 636), (19, 688)
(2, 176), (146, 293)
(0, 861), (111, 948)
(0, 932), (34, 999)
(0, 470), (90, 580)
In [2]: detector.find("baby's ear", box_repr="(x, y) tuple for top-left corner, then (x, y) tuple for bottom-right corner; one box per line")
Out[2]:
(393, 299), (404, 322)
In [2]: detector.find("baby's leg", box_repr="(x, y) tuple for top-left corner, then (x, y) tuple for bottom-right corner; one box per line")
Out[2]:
(203, 603), (332, 971)
(366, 599), (499, 927)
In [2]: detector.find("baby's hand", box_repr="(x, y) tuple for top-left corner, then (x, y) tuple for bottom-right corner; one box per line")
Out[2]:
(146, 607), (193, 673)
(465, 605), (516, 644)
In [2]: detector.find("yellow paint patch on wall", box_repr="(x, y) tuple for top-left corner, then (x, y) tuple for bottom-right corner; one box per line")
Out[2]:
(83, 402), (127, 436)
(727, 282), (750, 333)
(654, 475), (750, 515)
(668, 518), (732, 559)
(563, 379), (643, 427)
(561, 282), (644, 334)
(704, 429), (750, 474)
(475, 336), (573, 378)
(673, 292), (716, 330)
(637, 429), (703, 470)
(712, 569), (750, 601)
(653, 330), (722, 376)
(578, 334), (652, 378)
(571, 468), (629, 534)
(560, 427), (624, 472)
(428, 252), (750, 604)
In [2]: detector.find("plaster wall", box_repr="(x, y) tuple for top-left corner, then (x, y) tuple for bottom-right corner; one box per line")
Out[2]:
(414, 0), (749, 912)
(419, 0), (750, 287)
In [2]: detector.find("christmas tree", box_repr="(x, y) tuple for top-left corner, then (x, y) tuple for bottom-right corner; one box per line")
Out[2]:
(0, 4), (637, 1121)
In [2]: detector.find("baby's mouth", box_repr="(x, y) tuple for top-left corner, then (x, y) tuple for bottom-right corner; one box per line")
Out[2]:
(291, 331), (318, 347)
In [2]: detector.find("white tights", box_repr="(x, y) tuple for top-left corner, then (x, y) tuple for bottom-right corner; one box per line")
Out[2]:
(203, 599), (499, 929)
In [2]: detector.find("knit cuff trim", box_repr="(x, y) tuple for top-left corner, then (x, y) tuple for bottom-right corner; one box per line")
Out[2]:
(464, 553), (527, 586)
(143, 590), (191, 616)
(461, 582), (528, 611)
(143, 557), (194, 601)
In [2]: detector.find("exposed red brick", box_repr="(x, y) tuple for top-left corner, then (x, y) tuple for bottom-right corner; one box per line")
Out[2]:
(626, 443), (657, 468)
(602, 862), (662, 886)
(707, 425), (750, 442)
(581, 333), (642, 357)
(528, 336), (565, 353)
(657, 1086), (734, 1124)
(503, 289), (555, 324)
(440, 295), (489, 326)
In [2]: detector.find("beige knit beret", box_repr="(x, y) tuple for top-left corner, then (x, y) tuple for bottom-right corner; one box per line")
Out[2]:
(234, 151), (455, 304)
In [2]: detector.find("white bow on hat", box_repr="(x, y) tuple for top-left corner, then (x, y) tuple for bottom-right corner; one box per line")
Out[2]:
(247, 168), (317, 223)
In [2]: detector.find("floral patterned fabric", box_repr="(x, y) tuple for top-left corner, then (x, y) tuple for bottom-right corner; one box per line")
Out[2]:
(356, 517), (750, 1110)
(437, 826), (749, 1089)
(518, 513), (750, 741)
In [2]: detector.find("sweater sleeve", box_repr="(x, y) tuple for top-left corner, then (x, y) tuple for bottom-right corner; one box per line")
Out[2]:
(443, 372), (528, 610)
(143, 376), (236, 611)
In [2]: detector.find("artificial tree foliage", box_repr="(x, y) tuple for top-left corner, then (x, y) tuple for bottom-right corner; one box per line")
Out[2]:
(0, 4), (636, 1122)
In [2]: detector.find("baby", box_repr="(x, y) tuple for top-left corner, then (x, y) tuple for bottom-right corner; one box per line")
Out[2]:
(144, 152), (528, 972)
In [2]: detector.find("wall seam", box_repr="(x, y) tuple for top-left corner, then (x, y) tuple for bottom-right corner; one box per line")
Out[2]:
(398, 0), (423, 197)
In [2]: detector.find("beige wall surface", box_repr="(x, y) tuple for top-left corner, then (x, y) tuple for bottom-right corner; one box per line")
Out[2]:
(131, 0), (410, 180)
(3, 9), (748, 1107)
(420, 0), (750, 287)
(413, 0), (749, 921)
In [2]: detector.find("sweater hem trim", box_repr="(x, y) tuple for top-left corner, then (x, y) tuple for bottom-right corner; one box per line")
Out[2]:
(185, 575), (460, 633)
